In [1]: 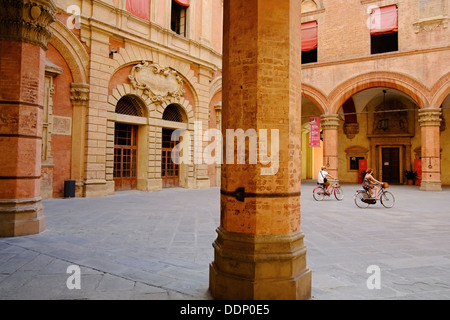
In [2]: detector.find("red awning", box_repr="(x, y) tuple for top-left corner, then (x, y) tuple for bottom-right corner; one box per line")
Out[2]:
(370, 5), (398, 35)
(126, 0), (150, 21)
(301, 21), (318, 52)
(174, 0), (190, 7)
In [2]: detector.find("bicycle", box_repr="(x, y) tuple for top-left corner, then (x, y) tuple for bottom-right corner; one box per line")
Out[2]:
(354, 182), (395, 208)
(313, 182), (344, 201)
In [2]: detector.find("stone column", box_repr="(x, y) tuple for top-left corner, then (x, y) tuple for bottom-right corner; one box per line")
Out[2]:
(418, 108), (442, 191)
(320, 114), (340, 179)
(0, 0), (56, 237)
(70, 83), (90, 197)
(209, 0), (311, 300)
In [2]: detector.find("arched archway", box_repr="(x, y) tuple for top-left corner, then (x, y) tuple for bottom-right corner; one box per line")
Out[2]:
(328, 71), (430, 114)
(312, 72), (433, 185)
(430, 73), (450, 186)
(301, 84), (327, 180)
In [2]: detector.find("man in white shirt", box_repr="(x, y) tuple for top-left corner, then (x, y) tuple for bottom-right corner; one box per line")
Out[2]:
(317, 166), (336, 195)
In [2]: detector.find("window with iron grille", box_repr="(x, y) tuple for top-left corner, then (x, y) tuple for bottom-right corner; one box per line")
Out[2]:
(163, 104), (186, 123)
(115, 95), (144, 117)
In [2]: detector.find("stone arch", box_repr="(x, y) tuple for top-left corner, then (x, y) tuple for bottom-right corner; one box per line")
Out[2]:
(107, 69), (196, 126)
(49, 20), (89, 84)
(302, 83), (328, 114)
(430, 72), (450, 108)
(328, 71), (430, 114)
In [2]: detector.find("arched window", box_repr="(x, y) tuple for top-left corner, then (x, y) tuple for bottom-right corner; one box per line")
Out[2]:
(162, 104), (186, 123)
(115, 95), (145, 117)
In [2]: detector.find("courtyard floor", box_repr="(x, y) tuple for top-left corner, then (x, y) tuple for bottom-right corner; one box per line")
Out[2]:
(1, 180), (450, 300)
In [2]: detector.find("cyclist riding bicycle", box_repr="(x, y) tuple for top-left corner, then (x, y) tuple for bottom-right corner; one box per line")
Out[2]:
(317, 166), (336, 195)
(362, 168), (385, 200)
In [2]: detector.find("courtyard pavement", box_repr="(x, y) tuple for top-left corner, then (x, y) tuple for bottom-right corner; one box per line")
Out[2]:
(1, 180), (450, 300)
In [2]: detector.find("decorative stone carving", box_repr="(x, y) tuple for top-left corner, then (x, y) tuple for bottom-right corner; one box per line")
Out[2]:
(413, 16), (449, 33)
(70, 83), (90, 106)
(418, 108), (442, 127)
(373, 100), (409, 134)
(343, 122), (359, 139)
(129, 61), (184, 104)
(0, 0), (57, 50)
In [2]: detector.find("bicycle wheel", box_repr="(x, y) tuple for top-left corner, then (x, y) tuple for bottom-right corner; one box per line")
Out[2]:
(380, 191), (395, 208)
(334, 186), (344, 201)
(313, 187), (325, 201)
(354, 191), (370, 208)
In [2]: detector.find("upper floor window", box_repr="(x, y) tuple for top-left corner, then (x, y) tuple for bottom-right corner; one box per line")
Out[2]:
(370, 5), (398, 54)
(302, 21), (318, 64)
(171, 0), (190, 37)
(126, 0), (150, 21)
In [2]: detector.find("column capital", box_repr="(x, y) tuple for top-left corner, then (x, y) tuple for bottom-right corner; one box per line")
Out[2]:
(70, 83), (90, 107)
(320, 114), (341, 130)
(0, 0), (56, 50)
(418, 108), (442, 127)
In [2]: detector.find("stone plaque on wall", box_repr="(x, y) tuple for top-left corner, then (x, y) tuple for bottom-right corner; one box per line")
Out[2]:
(52, 116), (72, 135)
(129, 61), (184, 104)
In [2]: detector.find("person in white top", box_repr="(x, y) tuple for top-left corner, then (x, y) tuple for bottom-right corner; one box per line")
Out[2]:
(317, 166), (336, 195)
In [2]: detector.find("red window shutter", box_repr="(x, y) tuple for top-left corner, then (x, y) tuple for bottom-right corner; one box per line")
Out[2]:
(370, 5), (398, 35)
(301, 21), (318, 52)
(174, 0), (190, 7)
(126, 0), (150, 21)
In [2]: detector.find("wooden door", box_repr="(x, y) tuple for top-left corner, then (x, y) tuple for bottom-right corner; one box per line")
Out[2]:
(161, 128), (179, 188)
(382, 147), (400, 184)
(114, 123), (138, 191)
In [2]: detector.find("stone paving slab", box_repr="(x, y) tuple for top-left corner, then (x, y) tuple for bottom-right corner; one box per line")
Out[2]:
(1, 181), (450, 300)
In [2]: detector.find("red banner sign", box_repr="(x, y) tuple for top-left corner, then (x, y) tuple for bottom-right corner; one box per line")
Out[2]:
(309, 117), (321, 147)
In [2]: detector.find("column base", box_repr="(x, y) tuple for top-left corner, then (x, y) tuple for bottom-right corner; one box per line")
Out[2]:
(137, 179), (162, 192)
(84, 180), (115, 197)
(209, 227), (312, 300)
(420, 180), (442, 191)
(196, 176), (210, 189)
(0, 197), (45, 237)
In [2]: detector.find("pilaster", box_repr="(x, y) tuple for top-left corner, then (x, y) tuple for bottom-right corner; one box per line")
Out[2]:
(70, 82), (90, 197)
